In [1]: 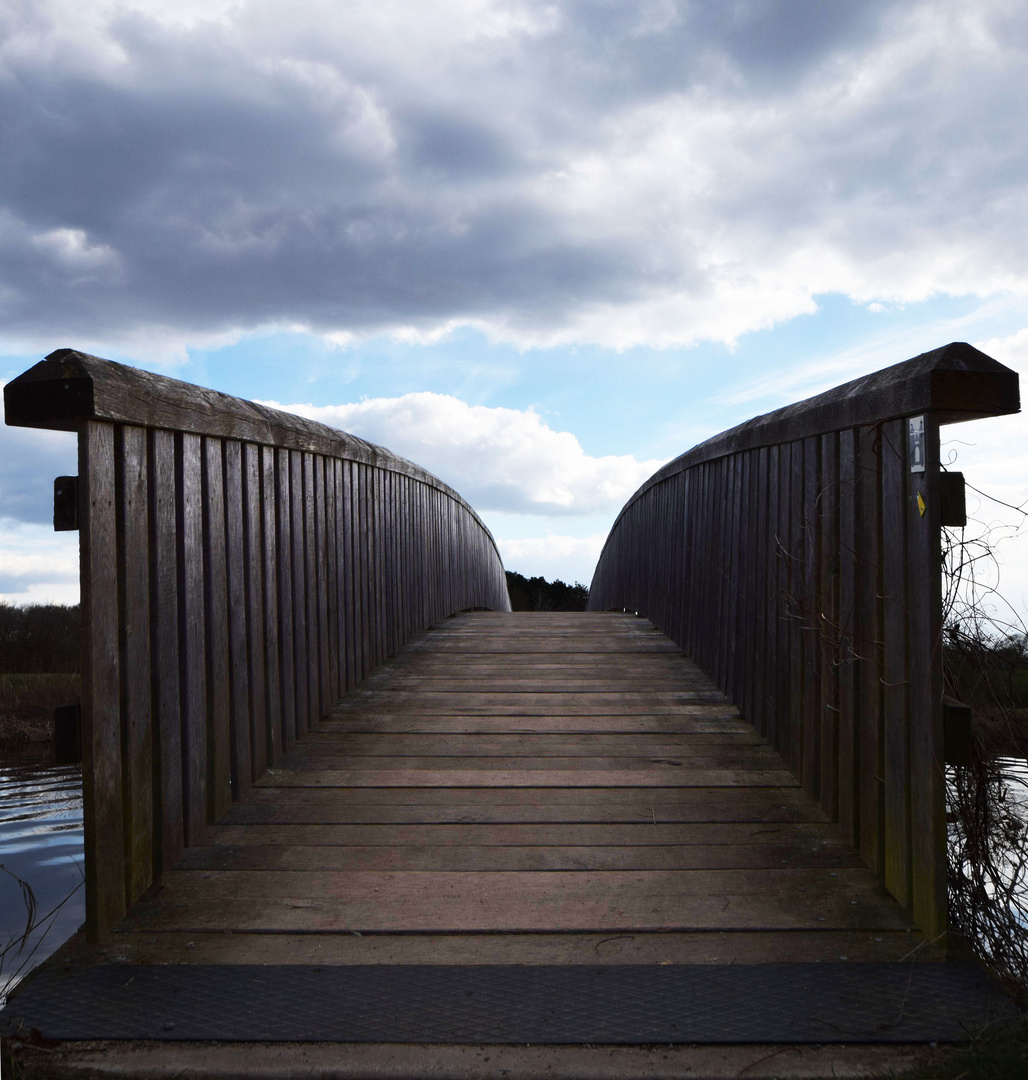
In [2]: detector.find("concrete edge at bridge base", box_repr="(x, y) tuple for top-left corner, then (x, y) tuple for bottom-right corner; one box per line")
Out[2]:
(1, 1039), (940, 1080)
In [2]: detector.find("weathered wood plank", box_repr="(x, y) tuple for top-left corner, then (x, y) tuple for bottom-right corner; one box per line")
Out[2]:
(304, 452), (319, 725)
(289, 450), (308, 739)
(223, 440), (252, 801)
(788, 438), (805, 779)
(149, 429), (184, 870)
(223, 785), (827, 825)
(317, 713), (749, 734)
(880, 419), (912, 912)
(132, 867), (916, 934)
(336, 691), (730, 710)
(315, 453), (331, 718)
(297, 732), (766, 753)
(257, 768), (800, 788)
(261, 444), (282, 765)
(201, 436), (231, 822)
(177, 433), (208, 846)
(178, 842), (860, 873)
(80, 420), (125, 938)
(243, 442), (267, 779)
(801, 434), (821, 802)
(95, 928), (931, 966)
(275, 448), (296, 753)
(197, 820), (848, 849)
(818, 431), (839, 821)
(907, 413), (946, 939)
(837, 427), (859, 848)
(341, 459), (357, 692)
(326, 457), (341, 701)
(117, 424), (153, 904)
(277, 751), (788, 772)
(857, 424), (884, 876)
(333, 703), (736, 718)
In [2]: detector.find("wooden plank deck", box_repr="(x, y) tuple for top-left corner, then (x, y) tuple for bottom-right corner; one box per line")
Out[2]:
(60, 610), (932, 968)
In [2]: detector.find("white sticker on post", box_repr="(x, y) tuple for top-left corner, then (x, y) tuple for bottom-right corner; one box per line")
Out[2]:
(908, 415), (926, 473)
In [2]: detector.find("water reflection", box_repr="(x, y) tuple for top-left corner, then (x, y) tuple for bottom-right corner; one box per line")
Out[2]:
(0, 754), (84, 1003)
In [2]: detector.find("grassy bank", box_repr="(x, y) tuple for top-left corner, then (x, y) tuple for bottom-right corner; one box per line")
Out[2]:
(890, 1018), (1028, 1079)
(0, 674), (80, 750)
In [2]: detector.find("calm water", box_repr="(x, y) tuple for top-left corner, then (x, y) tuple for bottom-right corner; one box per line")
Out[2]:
(0, 754), (84, 1003)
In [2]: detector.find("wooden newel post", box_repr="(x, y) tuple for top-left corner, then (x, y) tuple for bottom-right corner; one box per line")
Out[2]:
(79, 420), (127, 936)
(906, 412), (947, 941)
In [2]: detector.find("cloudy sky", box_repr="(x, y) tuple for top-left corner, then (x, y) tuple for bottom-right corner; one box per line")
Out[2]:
(1, 0), (1026, 624)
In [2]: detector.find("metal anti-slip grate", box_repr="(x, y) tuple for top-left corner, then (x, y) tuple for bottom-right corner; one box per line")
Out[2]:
(0, 963), (1017, 1044)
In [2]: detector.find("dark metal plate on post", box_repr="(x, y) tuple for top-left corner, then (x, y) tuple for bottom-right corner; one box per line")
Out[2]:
(940, 472), (967, 527)
(944, 698), (973, 767)
(53, 475), (79, 531)
(53, 703), (81, 764)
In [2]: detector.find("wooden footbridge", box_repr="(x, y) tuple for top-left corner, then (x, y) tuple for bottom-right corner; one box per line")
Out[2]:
(1, 344), (1021, 1077)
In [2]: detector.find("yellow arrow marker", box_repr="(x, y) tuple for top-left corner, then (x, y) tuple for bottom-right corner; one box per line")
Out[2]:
(917, 491), (926, 517)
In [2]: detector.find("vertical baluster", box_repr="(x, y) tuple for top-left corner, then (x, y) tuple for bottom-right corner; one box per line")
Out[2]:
(908, 413), (946, 938)
(342, 460), (357, 691)
(81, 420), (125, 938)
(355, 462), (370, 679)
(290, 450), (308, 736)
(117, 425), (153, 904)
(276, 448), (296, 752)
(819, 432), (840, 821)
(202, 436), (231, 822)
(773, 442), (790, 760)
(838, 428), (860, 847)
(150, 429), (184, 869)
(881, 418), (912, 911)
(223, 441), (251, 799)
(261, 446), (281, 763)
(177, 433), (207, 846)
(801, 436), (821, 801)
(243, 443), (267, 777)
(764, 445), (780, 748)
(304, 453), (320, 718)
(316, 456), (330, 716)
(857, 424), (885, 876)
(326, 458), (340, 701)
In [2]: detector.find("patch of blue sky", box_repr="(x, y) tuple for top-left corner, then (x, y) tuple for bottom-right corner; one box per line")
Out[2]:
(178, 290), (1026, 464)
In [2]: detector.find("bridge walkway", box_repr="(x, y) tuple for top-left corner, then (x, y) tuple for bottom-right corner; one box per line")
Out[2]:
(89, 610), (924, 964)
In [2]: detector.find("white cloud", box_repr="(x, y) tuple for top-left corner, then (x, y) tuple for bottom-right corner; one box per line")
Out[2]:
(32, 227), (119, 272)
(0, 522), (79, 605)
(1, 0), (1027, 353)
(269, 392), (663, 515)
(497, 532), (606, 586)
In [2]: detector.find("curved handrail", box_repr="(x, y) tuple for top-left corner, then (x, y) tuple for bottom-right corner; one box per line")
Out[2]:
(5, 348), (502, 562)
(5, 351), (510, 939)
(610, 341), (1019, 531)
(589, 342), (1019, 940)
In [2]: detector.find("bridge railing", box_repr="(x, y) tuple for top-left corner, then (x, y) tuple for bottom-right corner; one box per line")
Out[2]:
(588, 343), (1019, 940)
(5, 350), (510, 939)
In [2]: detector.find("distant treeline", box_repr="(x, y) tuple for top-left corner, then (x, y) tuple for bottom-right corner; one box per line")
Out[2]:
(505, 571), (589, 612)
(0, 578), (593, 672)
(0, 603), (80, 673)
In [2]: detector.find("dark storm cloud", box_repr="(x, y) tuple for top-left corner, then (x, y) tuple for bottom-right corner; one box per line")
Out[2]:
(542, 0), (895, 102)
(0, 0), (1025, 353)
